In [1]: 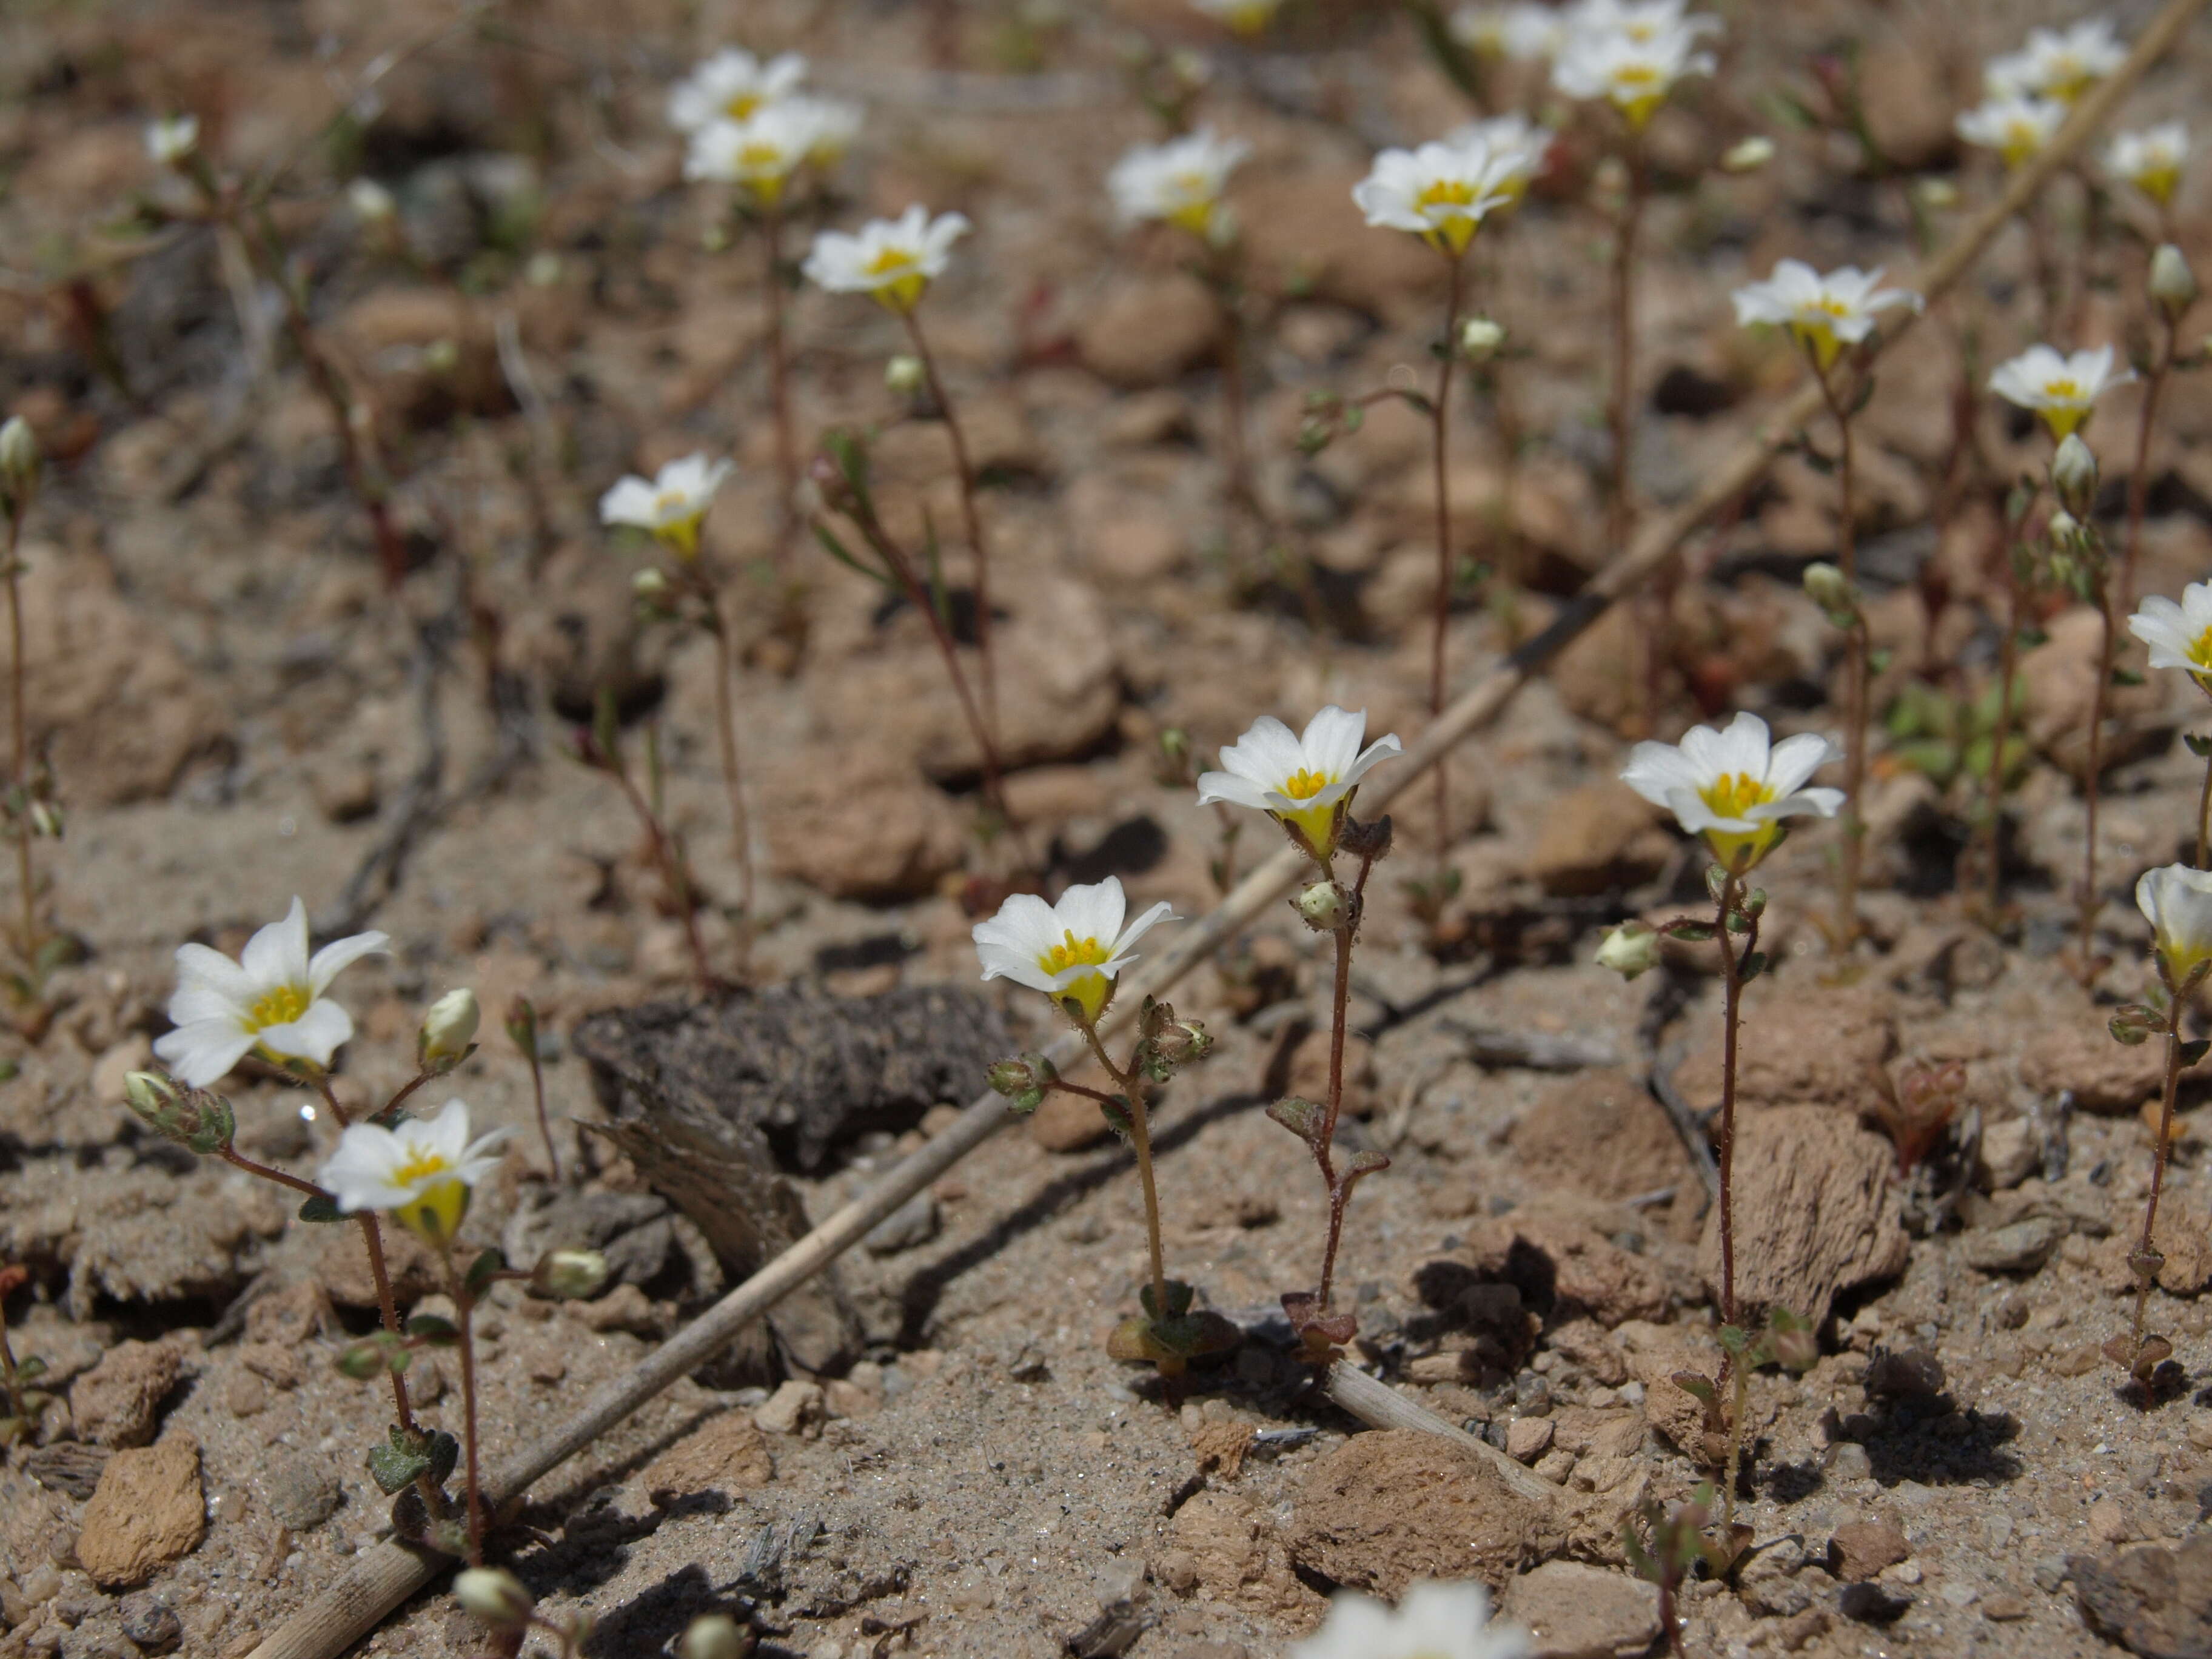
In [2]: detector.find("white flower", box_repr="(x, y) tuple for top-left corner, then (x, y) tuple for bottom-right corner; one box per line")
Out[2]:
(1353, 141), (1516, 256)
(1730, 259), (1920, 369)
(666, 49), (809, 133)
(1985, 19), (2125, 103)
(1621, 710), (1843, 873)
(1290, 1580), (1530, 1659)
(683, 96), (854, 202)
(1107, 127), (1252, 238)
(2139, 864), (2212, 983)
(146, 115), (199, 166)
(1444, 114), (1554, 200)
(347, 178), (396, 222)
(1197, 705), (1403, 857)
(1956, 94), (2066, 167)
(1189, 0), (1284, 33)
(1566, 0), (1720, 42)
(972, 877), (1177, 1024)
(802, 206), (970, 312)
(1551, 20), (1717, 127)
(152, 899), (387, 1087)
(2127, 581), (2212, 690)
(1988, 343), (2134, 440)
(321, 1098), (512, 1246)
(2108, 122), (2187, 206)
(598, 453), (732, 555)
(1450, 4), (1566, 61)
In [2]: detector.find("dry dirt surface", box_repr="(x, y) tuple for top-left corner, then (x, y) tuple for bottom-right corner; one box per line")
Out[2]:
(4, 1), (2212, 1657)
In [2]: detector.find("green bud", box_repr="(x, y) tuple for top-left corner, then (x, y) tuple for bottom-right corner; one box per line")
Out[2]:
(0, 416), (38, 518)
(1720, 135), (1775, 173)
(986, 1053), (1053, 1113)
(533, 1248), (609, 1300)
(885, 354), (925, 395)
(1459, 317), (1506, 361)
(453, 1567), (534, 1628)
(417, 987), (479, 1071)
(1295, 880), (1349, 933)
(633, 566), (673, 608)
(2151, 243), (2198, 321)
(504, 994), (538, 1052)
(1594, 921), (1660, 980)
(123, 1070), (235, 1154)
(1801, 561), (1856, 625)
(677, 1614), (748, 1659)
(2050, 433), (2098, 517)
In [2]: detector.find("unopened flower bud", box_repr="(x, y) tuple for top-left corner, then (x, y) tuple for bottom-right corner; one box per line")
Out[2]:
(2151, 243), (2199, 321)
(1460, 317), (1506, 361)
(885, 354), (925, 395)
(534, 1248), (609, 1300)
(348, 178), (397, 223)
(418, 987), (479, 1070)
(987, 1053), (1053, 1113)
(2046, 508), (2082, 550)
(632, 567), (672, 607)
(2051, 432), (2099, 516)
(1720, 135), (1775, 173)
(1914, 177), (1958, 210)
(1295, 880), (1349, 933)
(678, 1614), (748, 1659)
(0, 415), (38, 517)
(504, 994), (538, 1052)
(145, 115), (199, 167)
(1801, 561), (1856, 625)
(1595, 920), (1660, 980)
(124, 1070), (236, 1153)
(453, 1567), (534, 1628)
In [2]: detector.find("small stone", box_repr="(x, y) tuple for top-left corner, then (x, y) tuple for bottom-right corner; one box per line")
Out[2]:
(864, 1191), (939, 1256)
(1963, 1216), (2068, 1274)
(2033, 1557), (2070, 1593)
(237, 1343), (304, 1390)
(223, 1374), (266, 1419)
(571, 1282), (659, 1335)
(1829, 1520), (1911, 1583)
(69, 1342), (181, 1449)
(1978, 1118), (2040, 1190)
(753, 1379), (825, 1438)
(824, 1378), (879, 1419)
(2020, 1023), (2166, 1114)
(1507, 1416), (1556, 1464)
(1500, 1560), (1660, 1658)
(1288, 1430), (1552, 1597)
(2073, 1537), (2212, 1657)
(116, 1592), (183, 1653)
(1029, 1090), (1113, 1153)
(1982, 1594), (2030, 1621)
(76, 1438), (206, 1588)
(642, 1411), (774, 1496)
(258, 1456), (342, 1532)
(1837, 1582), (1911, 1624)
(2089, 1499), (2134, 1545)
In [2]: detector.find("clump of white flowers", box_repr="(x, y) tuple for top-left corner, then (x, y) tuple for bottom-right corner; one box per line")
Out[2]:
(1550, 7), (1720, 128)
(1353, 139), (1515, 253)
(145, 115), (199, 167)
(1107, 126), (1252, 241)
(1985, 18), (2126, 104)
(666, 47), (808, 132)
(1621, 711), (1843, 875)
(322, 1098), (511, 1247)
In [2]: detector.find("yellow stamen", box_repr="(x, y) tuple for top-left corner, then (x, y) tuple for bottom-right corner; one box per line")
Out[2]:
(1697, 771), (1781, 873)
(723, 92), (763, 119)
(1041, 928), (1110, 974)
(247, 984), (309, 1031)
(1416, 178), (1484, 255)
(863, 247), (928, 312)
(1282, 767), (1331, 800)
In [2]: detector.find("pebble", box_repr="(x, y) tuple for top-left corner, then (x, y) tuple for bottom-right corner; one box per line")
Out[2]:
(116, 1591), (182, 1654)
(223, 1374), (267, 1419)
(2032, 1556), (2070, 1592)
(258, 1457), (342, 1532)
(865, 1191), (940, 1255)
(1825, 1443), (1872, 1481)
(1963, 1216), (2068, 1273)
(1982, 1594), (2030, 1621)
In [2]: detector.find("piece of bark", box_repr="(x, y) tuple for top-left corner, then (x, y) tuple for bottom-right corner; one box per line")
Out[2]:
(574, 987), (1008, 1373)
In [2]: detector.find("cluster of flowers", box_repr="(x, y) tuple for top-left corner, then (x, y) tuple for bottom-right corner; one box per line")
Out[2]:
(1951, 13), (2188, 203)
(1453, 0), (1721, 128)
(669, 47), (860, 203)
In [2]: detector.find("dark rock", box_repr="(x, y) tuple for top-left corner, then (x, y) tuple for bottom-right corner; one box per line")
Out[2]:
(1828, 1519), (1911, 1583)
(1863, 1349), (1945, 1402)
(2073, 1537), (2212, 1658)
(23, 1441), (110, 1500)
(1837, 1582), (1911, 1624)
(117, 1591), (183, 1653)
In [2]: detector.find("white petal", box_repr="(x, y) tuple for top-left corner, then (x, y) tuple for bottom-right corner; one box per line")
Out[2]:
(243, 898), (313, 991)
(255, 997), (356, 1067)
(1340, 732), (1404, 789)
(1194, 770), (1274, 811)
(152, 1021), (258, 1089)
(1299, 705), (1369, 779)
(1111, 900), (1179, 960)
(307, 928), (389, 996)
(1054, 877), (1128, 946)
(1763, 731), (1841, 796)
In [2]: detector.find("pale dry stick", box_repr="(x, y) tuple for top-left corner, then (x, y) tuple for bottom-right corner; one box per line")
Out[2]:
(1429, 254), (1466, 867)
(4, 502), (32, 962)
(1812, 364), (1868, 950)
(239, 16), (2202, 1647)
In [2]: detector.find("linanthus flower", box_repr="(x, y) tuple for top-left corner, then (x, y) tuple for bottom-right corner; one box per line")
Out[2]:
(1197, 705), (1404, 859)
(2139, 864), (2212, 984)
(1289, 1580), (1530, 1659)
(146, 115), (199, 166)
(1730, 259), (1920, 370)
(1568, 0), (1721, 42)
(1444, 115), (1555, 202)
(1621, 710), (1843, 873)
(973, 877), (1178, 1025)
(598, 453), (732, 557)
(1188, 0), (1284, 35)
(802, 206), (970, 313)
(1107, 127), (1252, 240)
(1353, 140), (1517, 256)
(1989, 343), (2134, 440)
(320, 1098), (512, 1247)
(666, 48), (809, 133)
(1956, 93), (2067, 168)
(1450, 3), (1566, 61)
(683, 96), (856, 204)
(152, 899), (387, 1087)
(2127, 581), (2212, 692)
(2108, 122), (2188, 207)
(1985, 19), (2126, 104)
(1551, 18), (1718, 128)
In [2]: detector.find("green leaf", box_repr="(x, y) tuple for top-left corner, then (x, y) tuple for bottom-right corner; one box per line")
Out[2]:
(404, 1313), (458, 1344)
(298, 1195), (344, 1224)
(1739, 951), (1769, 982)
(2187, 732), (2212, 759)
(1266, 1096), (1326, 1146)
(2112, 667), (2145, 686)
(2181, 1038), (2211, 1068)
(1672, 1371), (1717, 1404)
(367, 1430), (433, 1495)
(15, 1355), (46, 1383)
(1661, 920), (1716, 942)
(1867, 648), (1892, 675)
(464, 1248), (507, 1298)
(812, 522), (893, 588)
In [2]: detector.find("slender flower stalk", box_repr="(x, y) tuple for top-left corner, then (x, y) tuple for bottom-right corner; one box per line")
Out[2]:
(504, 996), (560, 1184)
(0, 418), (40, 968)
(602, 453), (755, 942)
(2122, 250), (2193, 611)
(1732, 263), (1919, 946)
(1199, 708), (1402, 1349)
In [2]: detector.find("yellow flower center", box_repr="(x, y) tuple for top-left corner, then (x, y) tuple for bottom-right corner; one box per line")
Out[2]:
(1417, 178), (1480, 213)
(247, 984), (309, 1031)
(1697, 771), (1785, 871)
(1416, 178), (1486, 253)
(2043, 377), (2081, 401)
(864, 246), (916, 276)
(1699, 771), (1775, 821)
(392, 1146), (455, 1189)
(1282, 767), (1332, 801)
(723, 92), (765, 120)
(2190, 625), (2212, 673)
(1041, 929), (1110, 976)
